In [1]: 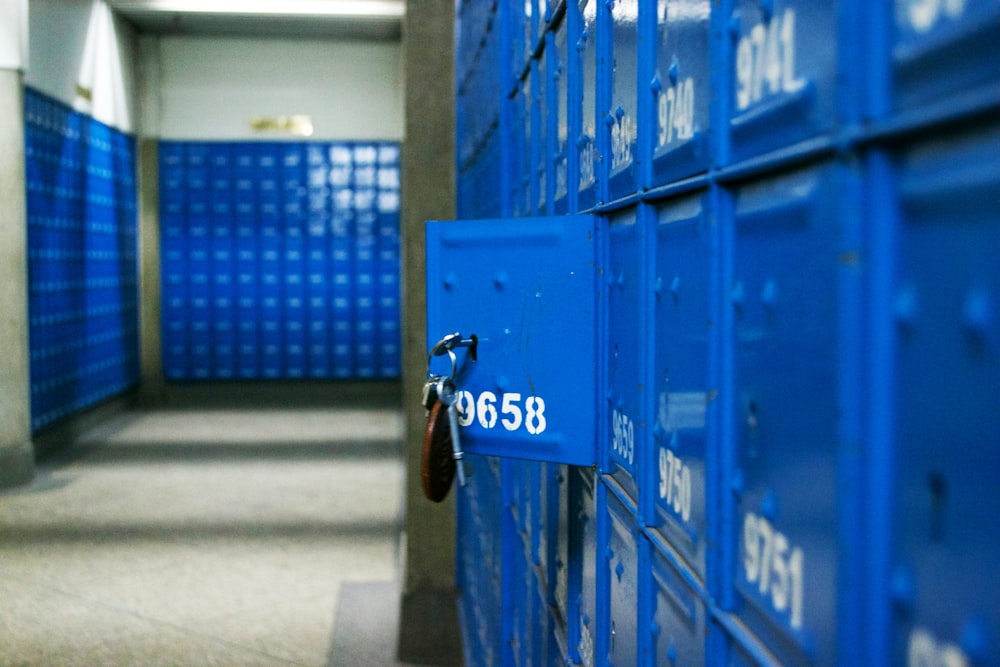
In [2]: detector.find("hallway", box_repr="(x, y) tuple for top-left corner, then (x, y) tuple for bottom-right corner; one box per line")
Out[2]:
(0, 386), (406, 666)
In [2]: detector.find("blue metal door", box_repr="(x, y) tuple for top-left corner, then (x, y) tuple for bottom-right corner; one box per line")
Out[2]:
(425, 215), (600, 466)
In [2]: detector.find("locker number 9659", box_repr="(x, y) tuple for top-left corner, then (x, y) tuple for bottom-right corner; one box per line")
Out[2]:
(455, 391), (547, 435)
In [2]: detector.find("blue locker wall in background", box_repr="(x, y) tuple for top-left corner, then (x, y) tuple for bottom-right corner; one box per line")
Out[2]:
(24, 88), (140, 433)
(452, 0), (1000, 665)
(159, 140), (401, 381)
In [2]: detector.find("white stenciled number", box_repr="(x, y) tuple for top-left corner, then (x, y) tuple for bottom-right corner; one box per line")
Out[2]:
(904, 0), (967, 34)
(579, 140), (595, 186)
(501, 392), (523, 432)
(525, 396), (547, 435)
(611, 114), (636, 169)
(454, 390), (548, 435)
(456, 390), (475, 426)
(735, 9), (805, 111)
(659, 448), (692, 522)
(743, 512), (805, 630)
(659, 77), (695, 146)
(908, 628), (970, 667)
(611, 409), (635, 465)
(477, 391), (498, 429)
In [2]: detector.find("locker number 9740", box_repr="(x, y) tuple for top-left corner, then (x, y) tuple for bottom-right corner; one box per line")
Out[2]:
(455, 391), (547, 435)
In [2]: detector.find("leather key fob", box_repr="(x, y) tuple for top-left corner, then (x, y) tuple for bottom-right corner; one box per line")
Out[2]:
(421, 400), (456, 502)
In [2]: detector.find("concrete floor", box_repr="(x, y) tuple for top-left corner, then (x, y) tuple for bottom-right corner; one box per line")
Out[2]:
(0, 389), (409, 666)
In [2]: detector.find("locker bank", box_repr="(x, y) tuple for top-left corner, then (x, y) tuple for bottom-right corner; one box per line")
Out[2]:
(0, 1), (998, 666)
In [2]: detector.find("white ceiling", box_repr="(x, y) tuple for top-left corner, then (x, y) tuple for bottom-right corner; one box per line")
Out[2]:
(105, 0), (404, 40)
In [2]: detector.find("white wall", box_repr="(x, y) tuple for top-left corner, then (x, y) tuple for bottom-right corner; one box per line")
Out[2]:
(25, 0), (138, 133)
(0, 0), (28, 69)
(151, 36), (404, 141)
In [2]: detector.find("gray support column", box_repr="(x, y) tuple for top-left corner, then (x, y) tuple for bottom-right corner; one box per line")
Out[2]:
(137, 35), (163, 405)
(138, 138), (163, 404)
(0, 68), (35, 488)
(397, 1), (461, 664)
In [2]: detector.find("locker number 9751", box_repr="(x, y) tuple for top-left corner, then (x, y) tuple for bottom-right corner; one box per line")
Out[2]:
(455, 391), (547, 435)
(743, 512), (804, 630)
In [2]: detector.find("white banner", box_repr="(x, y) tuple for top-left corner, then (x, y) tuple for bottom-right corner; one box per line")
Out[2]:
(0, 0), (28, 70)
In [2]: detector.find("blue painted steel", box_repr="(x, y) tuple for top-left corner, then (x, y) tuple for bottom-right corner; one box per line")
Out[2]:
(890, 0), (1000, 114)
(576, 0), (599, 211)
(457, 453), (505, 667)
(425, 215), (600, 466)
(570, 466), (598, 666)
(728, 162), (860, 666)
(648, 191), (715, 579)
(889, 122), (1000, 667)
(647, 0), (712, 186)
(24, 87), (139, 432)
(602, 489), (640, 666)
(536, 35), (550, 216)
(605, 0), (640, 202)
(448, 4), (1000, 666)
(159, 140), (400, 381)
(649, 541), (707, 666)
(511, 81), (531, 218)
(604, 207), (646, 507)
(551, 16), (569, 214)
(725, 0), (838, 164)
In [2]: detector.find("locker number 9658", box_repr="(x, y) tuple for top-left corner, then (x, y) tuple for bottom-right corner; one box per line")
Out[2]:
(455, 391), (547, 435)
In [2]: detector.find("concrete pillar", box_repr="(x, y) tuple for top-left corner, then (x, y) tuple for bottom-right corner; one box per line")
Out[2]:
(397, 1), (461, 664)
(0, 68), (35, 488)
(137, 138), (163, 404)
(137, 34), (164, 405)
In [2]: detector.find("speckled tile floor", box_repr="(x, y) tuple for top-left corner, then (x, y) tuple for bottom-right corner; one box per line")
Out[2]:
(0, 395), (407, 666)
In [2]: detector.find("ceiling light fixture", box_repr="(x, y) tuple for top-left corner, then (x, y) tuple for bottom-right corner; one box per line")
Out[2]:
(137, 0), (404, 18)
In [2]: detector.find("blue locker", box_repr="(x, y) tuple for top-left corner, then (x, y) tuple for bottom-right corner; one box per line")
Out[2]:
(426, 216), (600, 466)
(728, 162), (860, 665)
(572, 467), (599, 667)
(551, 12), (570, 212)
(725, 0), (838, 164)
(535, 39), (550, 216)
(605, 207), (646, 507)
(890, 0), (1000, 115)
(156, 139), (401, 381)
(160, 141), (185, 169)
(649, 191), (715, 579)
(507, 0), (536, 87)
(605, 0), (640, 201)
(457, 455), (505, 666)
(648, 0), (712, 186)
(602, 489), (640, 666)
(887, 123), (1000, 667)
(649, 541), (707, 666)
(576, 0), (600, 211)
(549, 463), (572, 648)
(27, 89), (139, 429)
(329, 145), (352, 189)
(512, 79), (532, 218)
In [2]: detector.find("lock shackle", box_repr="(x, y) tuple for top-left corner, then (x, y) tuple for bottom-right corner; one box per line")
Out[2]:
(426, 347), (458, 382)
(426, 332), (477, 381)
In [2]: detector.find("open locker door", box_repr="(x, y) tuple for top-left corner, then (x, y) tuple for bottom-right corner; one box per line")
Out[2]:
(425, 215), (600, 467)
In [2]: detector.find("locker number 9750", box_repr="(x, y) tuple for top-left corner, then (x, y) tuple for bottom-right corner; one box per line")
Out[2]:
(455, 391), (547, 435)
